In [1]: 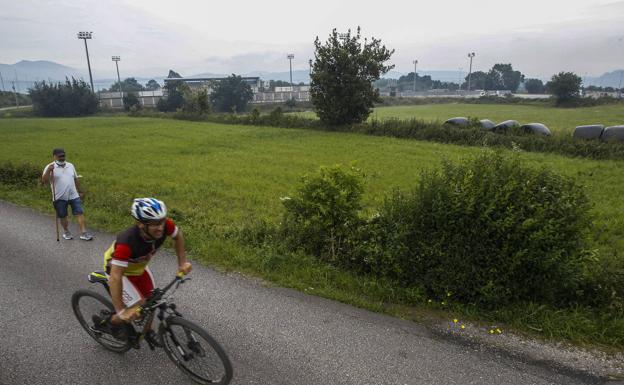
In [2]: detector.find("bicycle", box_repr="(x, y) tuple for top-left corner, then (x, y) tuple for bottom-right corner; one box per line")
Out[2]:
(71, 271), (233, 385)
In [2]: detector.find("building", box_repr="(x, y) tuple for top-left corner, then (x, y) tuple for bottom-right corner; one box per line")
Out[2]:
(163, 76), (262, 93)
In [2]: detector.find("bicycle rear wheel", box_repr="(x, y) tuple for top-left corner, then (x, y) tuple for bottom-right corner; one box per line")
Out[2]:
(160, 316), (233, 385)
(71, 289), (132, 353)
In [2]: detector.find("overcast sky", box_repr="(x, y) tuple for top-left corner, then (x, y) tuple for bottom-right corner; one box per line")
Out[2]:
(1, 0), (623, 78)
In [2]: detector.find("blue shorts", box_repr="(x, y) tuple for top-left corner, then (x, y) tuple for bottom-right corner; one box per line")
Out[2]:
(53, 198), (84, 218)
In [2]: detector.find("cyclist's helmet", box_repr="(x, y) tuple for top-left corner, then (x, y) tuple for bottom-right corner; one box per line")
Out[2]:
(131, 198), (167, 223)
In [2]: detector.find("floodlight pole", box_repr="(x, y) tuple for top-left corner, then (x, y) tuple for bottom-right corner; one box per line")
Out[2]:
(77, 31), (95, 92)
(467, 52), (475, 92)
(112, 56), (122, 100)
(308, 59), (313, 81)
(287, 54), (294, 88)
(413, 60), (418, 93)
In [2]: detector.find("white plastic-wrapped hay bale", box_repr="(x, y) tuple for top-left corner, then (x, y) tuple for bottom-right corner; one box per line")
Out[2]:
(492, 120), (519, 132)
(601, 126), (624, 142)
(444, 117), (469, 127)
(520, 123), (551, 136)
(479, 119), (496, 131)
(573, 125), (604, 140)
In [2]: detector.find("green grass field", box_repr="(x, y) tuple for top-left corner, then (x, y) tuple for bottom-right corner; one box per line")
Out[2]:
(1, 115), (623, 348)
(297, 103), (624, 135)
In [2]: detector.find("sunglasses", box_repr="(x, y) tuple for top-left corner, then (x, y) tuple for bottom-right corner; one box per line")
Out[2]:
(146, 219), (166, 227)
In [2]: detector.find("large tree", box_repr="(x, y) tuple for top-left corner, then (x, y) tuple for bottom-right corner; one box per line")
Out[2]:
(491, 64), (524, 92)
(524, 78), (545, 94)
(311, 27), (394, 125)
(145, 79), (161, 90)
(546, 72), (582, 105)
(209, 74), (253, 113)
(157, 69), (186, 112)
(107, 77), (144, 93)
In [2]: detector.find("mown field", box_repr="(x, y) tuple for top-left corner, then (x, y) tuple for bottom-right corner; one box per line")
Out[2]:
(1, 115), (623, 347)
(298, 103), (624, 135)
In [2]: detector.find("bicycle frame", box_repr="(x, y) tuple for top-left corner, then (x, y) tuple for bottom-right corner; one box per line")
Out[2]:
(87, 271), (190, 349)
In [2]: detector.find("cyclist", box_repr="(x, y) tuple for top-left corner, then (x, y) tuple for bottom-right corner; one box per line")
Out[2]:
(93, 198), (192, 343)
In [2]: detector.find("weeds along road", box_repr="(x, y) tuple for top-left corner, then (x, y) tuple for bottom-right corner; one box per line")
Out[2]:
(0, 200), (605, 385)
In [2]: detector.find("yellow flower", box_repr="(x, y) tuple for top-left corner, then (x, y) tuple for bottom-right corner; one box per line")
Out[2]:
(428, 299), (432, 303)
(461, 325), (465, 330)
(496, 328), (502, 334)
(453, 319), (458, 323)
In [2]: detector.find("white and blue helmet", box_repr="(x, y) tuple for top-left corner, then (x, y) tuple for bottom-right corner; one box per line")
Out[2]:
(131, 198), (167, 223)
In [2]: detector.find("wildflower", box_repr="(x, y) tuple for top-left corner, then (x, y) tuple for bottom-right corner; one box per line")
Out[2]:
(453, 319), (458, 323)
(461, 325), (465, 330)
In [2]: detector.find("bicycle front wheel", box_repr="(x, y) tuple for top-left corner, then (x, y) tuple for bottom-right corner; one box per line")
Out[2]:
(71, 289), (132, 353)
(160, 316), (233, 385)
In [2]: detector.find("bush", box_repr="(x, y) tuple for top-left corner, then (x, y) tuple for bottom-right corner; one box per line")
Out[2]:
(123, 92), (141, 111)
(29, 78), (98, 117)
(182, 89), (210, 115)
(361, 150), (592, 307)
(0, 161), (41, 187)
(280, 165), (364, 263)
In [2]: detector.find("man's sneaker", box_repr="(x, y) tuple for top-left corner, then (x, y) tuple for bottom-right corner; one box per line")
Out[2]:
(62, 231), (73, 240)
(80, 232), (93, 241)
(144, 330), (163, 348)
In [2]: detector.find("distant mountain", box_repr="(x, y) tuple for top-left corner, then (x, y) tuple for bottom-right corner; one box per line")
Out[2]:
(0, 60), (87, 92)
(582, 70), (624, 88)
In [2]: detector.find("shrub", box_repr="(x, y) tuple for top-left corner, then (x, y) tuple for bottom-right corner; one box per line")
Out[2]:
(363, 150), (591, 307)
(0, 161), (41, 187)
(123, 92), (141, 111)
(29, 78), (98, 117)
(280, 165), (364, 263)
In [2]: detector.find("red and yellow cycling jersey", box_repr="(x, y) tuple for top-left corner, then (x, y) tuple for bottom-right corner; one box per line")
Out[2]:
(103, 218), (178, 276)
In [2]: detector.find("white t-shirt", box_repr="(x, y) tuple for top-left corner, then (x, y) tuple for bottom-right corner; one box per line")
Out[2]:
(42, 162), (80, 201)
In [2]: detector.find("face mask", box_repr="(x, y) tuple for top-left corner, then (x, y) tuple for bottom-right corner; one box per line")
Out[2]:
(55, 160), (66, 166)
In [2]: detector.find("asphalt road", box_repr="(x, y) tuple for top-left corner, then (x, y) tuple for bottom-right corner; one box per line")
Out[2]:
(0, 201), (605, 385)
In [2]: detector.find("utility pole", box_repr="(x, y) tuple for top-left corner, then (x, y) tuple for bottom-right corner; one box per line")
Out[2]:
(467, 52), (475, 92)
(112, 56), (122, 103)
(0, 72), (5, 92)
(308, 59), (313, 82)
(77, 31), (95, 92)
(413, 59), (418, 93)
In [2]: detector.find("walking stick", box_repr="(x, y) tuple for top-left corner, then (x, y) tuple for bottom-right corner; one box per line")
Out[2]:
(50, 167), (59, 242)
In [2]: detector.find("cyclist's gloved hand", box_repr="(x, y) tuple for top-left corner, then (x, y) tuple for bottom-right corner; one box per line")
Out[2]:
(178, 262), (192, 276)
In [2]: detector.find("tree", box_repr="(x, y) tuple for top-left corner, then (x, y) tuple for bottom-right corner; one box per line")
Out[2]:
(310, 27), (394, 125)
(123, 92), (141, 111)
(145, 79), (161, 90)
(29, 78), (98, 116)
(157, 69), (187, 112)
(464, 64), (525, 91)
(524, 78), (545, 94)
(209, 74), (253, 113)
(491, 64), (524, 92)
(546, 72), (582, 104)
(182, 89), (210, 114)
(107, 77), (144, 93)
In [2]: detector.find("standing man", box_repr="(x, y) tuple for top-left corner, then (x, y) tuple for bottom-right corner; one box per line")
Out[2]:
(41, 148), (93, 241)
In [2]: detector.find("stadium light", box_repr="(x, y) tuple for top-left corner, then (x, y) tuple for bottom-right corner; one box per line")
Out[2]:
(413, 60), (418, 93)
(77, 31), (95, 92)
(112, 56), (122, 99)
(287, 54), (294, 88)
(467, 52), (476, 92)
